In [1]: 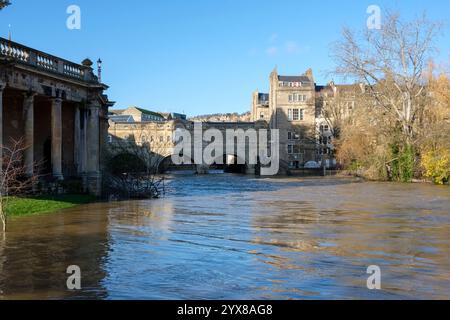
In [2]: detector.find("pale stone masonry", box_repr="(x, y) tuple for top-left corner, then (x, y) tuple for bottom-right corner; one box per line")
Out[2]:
(252, 68), (360, 170)
(0, 37), (114, 195)
(109, 68), (359, 175)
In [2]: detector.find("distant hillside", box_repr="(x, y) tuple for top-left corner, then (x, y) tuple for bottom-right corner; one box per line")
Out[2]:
(189, 112), (251, 122)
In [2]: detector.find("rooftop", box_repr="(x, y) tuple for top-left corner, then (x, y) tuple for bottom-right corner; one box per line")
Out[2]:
(0, 37), (101, 85)
(278, 75), (310, 82)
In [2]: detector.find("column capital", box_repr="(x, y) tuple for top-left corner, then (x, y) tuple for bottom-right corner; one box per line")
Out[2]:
(87, 103), (101, 110)
(24, 90), (37, 96)
(23, 91), (37, 101)
(51, 96), (63, 104)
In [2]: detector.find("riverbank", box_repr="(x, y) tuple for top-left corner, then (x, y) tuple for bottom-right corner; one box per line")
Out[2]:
(6, 194), (97, 217)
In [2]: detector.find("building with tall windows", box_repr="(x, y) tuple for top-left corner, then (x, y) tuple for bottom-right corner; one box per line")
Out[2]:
(251, 68), (360, 169)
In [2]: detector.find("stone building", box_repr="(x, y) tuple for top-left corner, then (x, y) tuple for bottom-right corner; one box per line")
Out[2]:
(251, 92), (270, 122)
(315, 82), (363, 166)
(252, 68), (317, 169)
(0, 37), (114, 195)
(108, 115), (180, 159)
(252, 68), (360, 170)
(109, 106), (166, 122)
(108, 108), (264, 175)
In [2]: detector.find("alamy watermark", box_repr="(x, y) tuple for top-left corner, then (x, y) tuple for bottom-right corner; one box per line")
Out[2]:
(171, 123), (280, 176)
(367, 5), (381, 30)
(66, 265), (81, 290)
(66, 5), (81, 30)
(366, 265), (381, 290)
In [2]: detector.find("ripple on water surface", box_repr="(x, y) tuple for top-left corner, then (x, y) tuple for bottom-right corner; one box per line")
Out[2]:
(0, 174), (449, 299)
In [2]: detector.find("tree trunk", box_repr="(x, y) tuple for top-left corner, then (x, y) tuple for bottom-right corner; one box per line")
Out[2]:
(0, 205), (6, 233)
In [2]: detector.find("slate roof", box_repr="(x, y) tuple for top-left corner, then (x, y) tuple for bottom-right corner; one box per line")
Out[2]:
(278, 75), (311, 83)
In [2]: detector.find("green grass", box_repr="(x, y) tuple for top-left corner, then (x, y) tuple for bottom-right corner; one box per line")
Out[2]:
(5, 194), (97, 217)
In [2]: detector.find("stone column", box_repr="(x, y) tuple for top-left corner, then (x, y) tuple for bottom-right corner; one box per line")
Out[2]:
(74, 105), (81, 174)
(0, 83), (4, 171)
(23, 93), (35, 176)
(86, 104), (101, 195)
(87, 105), (100, 173)
(51, 97), (63, 180)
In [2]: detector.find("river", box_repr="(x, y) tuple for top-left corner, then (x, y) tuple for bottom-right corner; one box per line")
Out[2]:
(0, 173), (449, 299)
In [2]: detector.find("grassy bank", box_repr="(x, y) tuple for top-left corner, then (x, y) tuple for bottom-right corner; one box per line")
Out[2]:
(5, 194), (97, 217)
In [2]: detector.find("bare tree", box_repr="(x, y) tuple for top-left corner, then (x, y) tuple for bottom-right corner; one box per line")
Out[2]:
(0, 1), (11, 10)
(332, 12), (442, 144)
(317, 86), (363, 140)
(105, 124), (170, 199)
(0, 138), (38, 232)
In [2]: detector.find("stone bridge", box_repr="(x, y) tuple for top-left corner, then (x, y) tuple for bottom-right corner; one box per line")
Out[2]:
(107, 119), (278, 175)
(0, 37), (113, 194)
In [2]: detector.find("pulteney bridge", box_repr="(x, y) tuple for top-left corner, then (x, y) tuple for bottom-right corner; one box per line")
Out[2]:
(107, 119), (277, 175)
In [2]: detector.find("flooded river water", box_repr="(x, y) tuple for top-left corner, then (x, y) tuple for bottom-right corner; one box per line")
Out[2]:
(0, 173), (449, 299)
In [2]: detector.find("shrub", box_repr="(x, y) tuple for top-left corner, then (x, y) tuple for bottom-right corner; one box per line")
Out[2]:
(421, 148), (450, 185)
(390, 143), (415, 182)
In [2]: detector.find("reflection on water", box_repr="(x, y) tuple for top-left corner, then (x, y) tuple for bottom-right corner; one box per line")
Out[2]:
(0, 173), (449, 299)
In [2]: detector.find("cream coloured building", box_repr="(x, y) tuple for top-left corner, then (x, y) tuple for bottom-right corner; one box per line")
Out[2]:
(252, 68), (360, 170)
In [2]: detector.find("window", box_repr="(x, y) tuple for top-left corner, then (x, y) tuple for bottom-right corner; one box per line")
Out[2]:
(288, 109), (293, 121)
(159, 136), (163, 142)
(320, 136), (331, 145)
(289, 95), (293, 102)
(293, 109), (299, 121)
(293, 145), (301, 154)
(300, 109), (304, 120)
(287, 145), (293, 154)
(260, 112), (264, 119)
(289, 132), (300, 140)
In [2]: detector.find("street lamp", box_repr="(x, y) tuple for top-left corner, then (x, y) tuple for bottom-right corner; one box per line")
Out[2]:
(97, 58), (102, 82)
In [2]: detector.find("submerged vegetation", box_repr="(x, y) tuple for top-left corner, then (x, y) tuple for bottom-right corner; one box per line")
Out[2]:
(6, 194), (96, 217)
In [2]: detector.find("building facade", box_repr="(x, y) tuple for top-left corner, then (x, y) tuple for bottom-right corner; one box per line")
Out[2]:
(0, 37), (114, 195)
(252, 68), (360, 170)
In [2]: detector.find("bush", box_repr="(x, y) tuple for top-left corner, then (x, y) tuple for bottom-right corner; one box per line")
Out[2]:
(390, 143), (415, 182)
(421, 148), (450, 185)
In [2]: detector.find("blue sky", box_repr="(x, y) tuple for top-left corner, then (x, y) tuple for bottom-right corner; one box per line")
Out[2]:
(1, 0), (449, 116)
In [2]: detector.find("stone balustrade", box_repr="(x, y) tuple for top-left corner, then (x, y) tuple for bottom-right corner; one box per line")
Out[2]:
(0, 37), (96, 82)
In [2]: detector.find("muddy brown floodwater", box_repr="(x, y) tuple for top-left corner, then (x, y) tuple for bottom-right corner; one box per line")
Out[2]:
(0, 173), (449, 299)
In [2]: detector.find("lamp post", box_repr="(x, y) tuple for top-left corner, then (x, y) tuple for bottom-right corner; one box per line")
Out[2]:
(97, 58), (102, 83)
